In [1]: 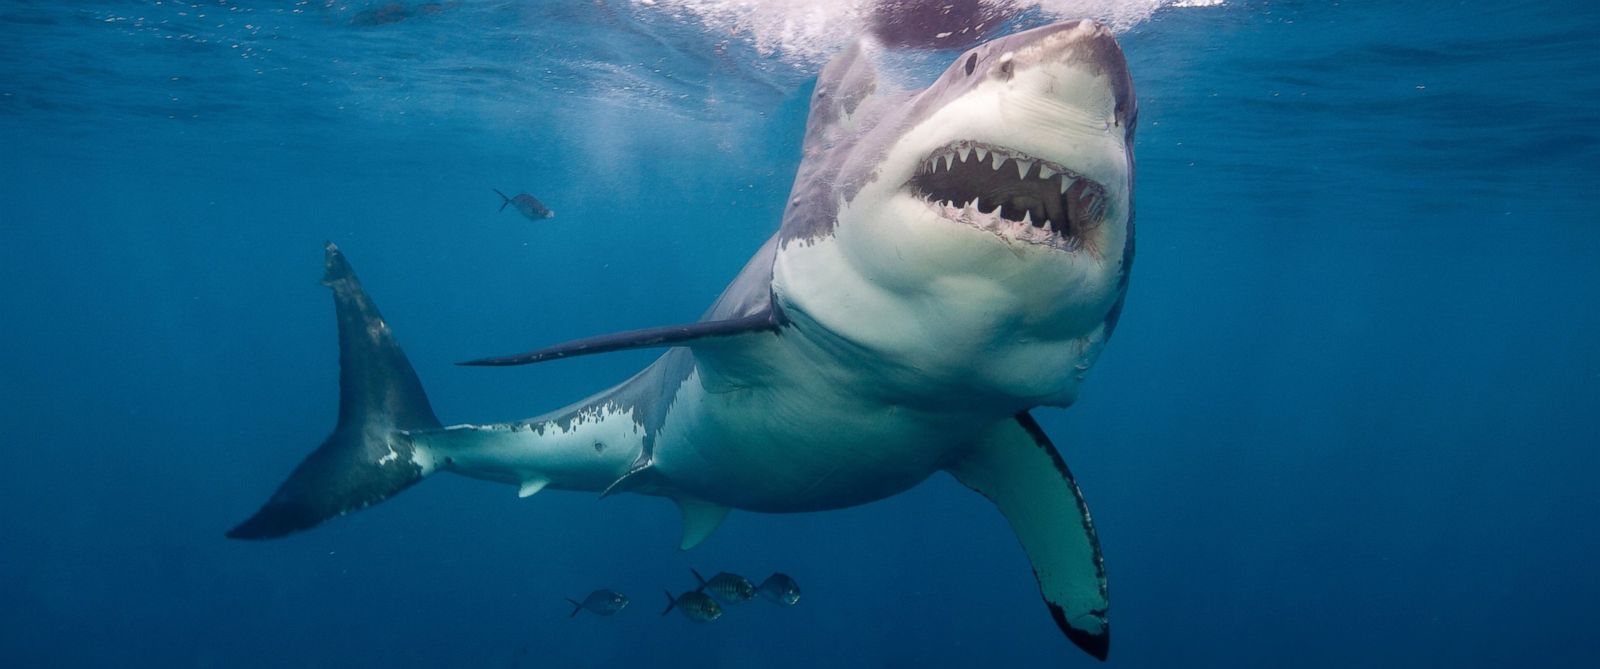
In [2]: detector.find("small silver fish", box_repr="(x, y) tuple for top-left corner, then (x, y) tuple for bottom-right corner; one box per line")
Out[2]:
(756, 573), (801, 606)
(691, 568), (756, 605)
(661, 588), (723, 622)
(494, 188), (555, 220)
(565, 589), (628, 617)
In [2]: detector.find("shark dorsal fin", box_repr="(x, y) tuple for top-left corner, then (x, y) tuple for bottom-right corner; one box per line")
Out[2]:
(805, 40), (884, 144)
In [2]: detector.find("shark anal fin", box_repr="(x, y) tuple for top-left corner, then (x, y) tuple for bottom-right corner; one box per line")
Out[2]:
(675, 498), (731, 551)
(457, 310), (783, 367)
(946, 412), (1109, 661)
(517, 478), (549, 498)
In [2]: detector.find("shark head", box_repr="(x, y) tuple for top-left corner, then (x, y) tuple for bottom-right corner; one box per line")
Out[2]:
(852, 19), (1135, 262)
(774, 20), (1137, 408)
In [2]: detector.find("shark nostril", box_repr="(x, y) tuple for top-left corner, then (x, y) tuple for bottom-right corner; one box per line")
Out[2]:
(964, 53), (977, 76)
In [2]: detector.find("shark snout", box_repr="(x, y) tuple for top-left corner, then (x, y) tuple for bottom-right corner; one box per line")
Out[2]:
(1014, 20), (1121, 67)
(999, 20), (1135, 133)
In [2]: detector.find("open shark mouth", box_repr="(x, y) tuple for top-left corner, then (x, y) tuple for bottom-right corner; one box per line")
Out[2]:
(909, 141), (1109, 251)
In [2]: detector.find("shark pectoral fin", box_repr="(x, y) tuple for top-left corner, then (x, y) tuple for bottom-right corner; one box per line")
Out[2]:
(946, 412), (1110, 661)
(457, 309), (783, 367)
(674, 498), (731, 551)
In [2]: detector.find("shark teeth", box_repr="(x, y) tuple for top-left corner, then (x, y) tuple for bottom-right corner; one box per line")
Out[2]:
(925, 192), (1083, 252)
(910, 140), (1108, 253)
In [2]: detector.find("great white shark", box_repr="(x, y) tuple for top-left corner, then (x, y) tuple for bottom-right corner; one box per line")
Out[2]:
(230, 20), (1136, 661)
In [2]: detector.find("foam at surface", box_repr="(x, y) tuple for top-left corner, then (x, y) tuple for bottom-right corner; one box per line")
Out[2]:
(644, 0), (1225, 65)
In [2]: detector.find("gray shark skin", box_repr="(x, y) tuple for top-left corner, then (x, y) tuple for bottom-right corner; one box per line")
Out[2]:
(231, 20), (1135, 661)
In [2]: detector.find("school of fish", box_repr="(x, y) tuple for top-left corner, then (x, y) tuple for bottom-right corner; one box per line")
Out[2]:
(571, 570), (800, 623)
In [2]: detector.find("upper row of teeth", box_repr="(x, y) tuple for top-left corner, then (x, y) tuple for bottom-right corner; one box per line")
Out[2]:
(923, 147), (1076, 193)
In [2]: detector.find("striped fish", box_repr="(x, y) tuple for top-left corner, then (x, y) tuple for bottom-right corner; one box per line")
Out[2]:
(691, 568), (756, 605)
(564, 589), (628, 617)
(756, 573), (801, 606)
(661, 589), (723, 622)
(493, 188), (555, 220)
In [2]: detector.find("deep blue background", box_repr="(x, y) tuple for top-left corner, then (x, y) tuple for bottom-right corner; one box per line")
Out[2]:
(2, 1), (1597, 667)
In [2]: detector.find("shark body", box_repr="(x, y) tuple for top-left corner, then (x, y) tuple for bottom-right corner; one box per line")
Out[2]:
(231, 20), (1137, 660)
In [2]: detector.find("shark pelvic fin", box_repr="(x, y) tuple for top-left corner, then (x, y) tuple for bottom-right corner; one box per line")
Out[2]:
(945, 412), (1110, 661)
(600, 457), (658, 499)
(456, 308), (784, 367)
(675, 498), (731, 551)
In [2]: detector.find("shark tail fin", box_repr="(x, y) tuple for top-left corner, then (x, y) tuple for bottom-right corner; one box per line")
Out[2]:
(660, 590), (677, 617)
(565, 598), (583, 618)
(493, 188), (512, 212)
(227, 243), (444, 540)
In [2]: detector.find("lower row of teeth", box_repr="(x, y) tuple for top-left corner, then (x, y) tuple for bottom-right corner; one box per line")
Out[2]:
(929, 198), (1078, 247)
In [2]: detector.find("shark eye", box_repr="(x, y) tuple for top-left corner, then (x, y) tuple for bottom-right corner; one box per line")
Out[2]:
(963, 53), (976, 76)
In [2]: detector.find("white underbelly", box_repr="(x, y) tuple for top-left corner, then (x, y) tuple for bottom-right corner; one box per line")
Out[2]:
(651, 343), (991, 512)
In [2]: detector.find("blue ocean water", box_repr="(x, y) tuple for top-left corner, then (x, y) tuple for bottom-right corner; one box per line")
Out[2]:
(2, 0), (1597, 666)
